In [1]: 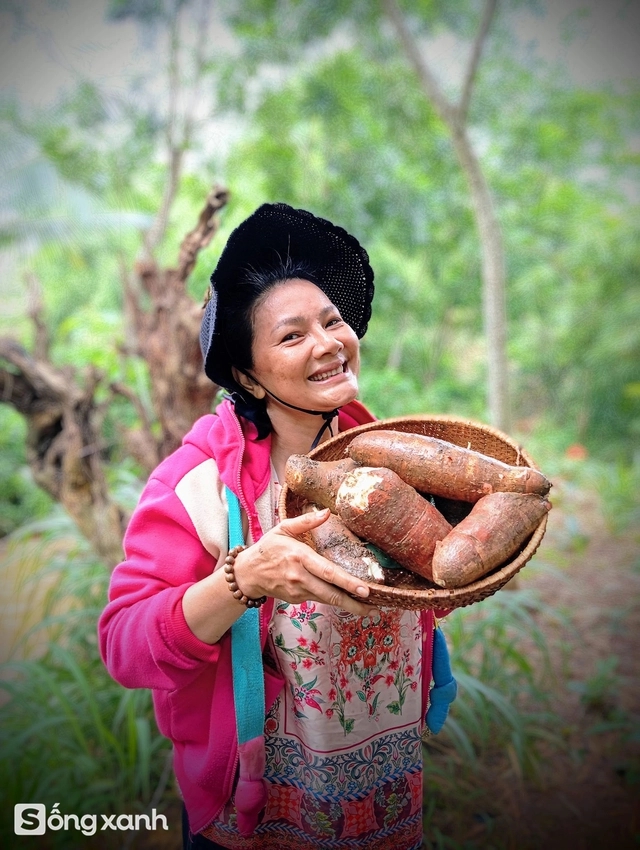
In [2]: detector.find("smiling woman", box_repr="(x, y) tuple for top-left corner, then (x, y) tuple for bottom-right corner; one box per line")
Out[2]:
(98, 203), (452, 850)
(233, 278), (361, 473)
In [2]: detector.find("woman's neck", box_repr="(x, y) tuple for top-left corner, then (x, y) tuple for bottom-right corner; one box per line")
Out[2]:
(268, 405), (338, 483)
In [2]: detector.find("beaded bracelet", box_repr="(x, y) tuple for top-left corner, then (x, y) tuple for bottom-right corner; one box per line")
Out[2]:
(223, 545), (267, 609)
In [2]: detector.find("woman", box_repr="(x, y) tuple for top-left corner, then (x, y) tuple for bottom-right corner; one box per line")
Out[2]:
(99, 203), (453, 850)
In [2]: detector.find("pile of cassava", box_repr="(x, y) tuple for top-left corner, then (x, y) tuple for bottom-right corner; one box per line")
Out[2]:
(285, 430), (552, 589)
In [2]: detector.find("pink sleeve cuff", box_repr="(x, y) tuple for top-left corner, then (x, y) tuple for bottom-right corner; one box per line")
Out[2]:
(163, 590), (222, 664)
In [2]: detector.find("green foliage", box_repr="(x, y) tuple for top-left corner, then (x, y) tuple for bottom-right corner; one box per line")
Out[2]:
(568, 656), (621, 717)
(226, 0), (490, 61)
(518, 429), (640, 537)
(584, 458), (640, 535)
(0, 407), (52, 536)
(0, 514), (172, 848)
(108, 0), (174, 25)
(439, 589), (564, 768)
(4, 0), (639, 463)
(421, 588), (566, 844)
(0, 91), (154, 303)
(221, 11), (639, 455)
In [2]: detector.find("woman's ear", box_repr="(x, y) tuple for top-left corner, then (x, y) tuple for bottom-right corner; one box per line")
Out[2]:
(232, 367), (266, 399)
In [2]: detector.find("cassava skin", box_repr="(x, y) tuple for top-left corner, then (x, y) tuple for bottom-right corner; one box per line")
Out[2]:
(306, 511), (386, 584)
(431, 491), (552, 588)
(285, 456), (359, 512)
(334, 466), (452, 582)
(347, 431), (551, 503)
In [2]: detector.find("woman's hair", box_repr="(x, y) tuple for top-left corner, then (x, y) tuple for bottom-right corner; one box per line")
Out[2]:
(220, 257), (321, 439)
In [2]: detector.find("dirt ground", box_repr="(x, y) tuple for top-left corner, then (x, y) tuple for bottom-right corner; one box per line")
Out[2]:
(436, 478), (640, 849)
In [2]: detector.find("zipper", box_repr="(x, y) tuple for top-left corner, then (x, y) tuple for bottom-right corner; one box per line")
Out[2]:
(230, 407), (271, 648)
(228, 409), (252, 796)
(422, 609), (436, 737)
(231, 409), (263, 551)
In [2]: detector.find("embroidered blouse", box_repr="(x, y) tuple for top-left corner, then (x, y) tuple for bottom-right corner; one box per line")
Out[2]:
(202, 471), (426, 850)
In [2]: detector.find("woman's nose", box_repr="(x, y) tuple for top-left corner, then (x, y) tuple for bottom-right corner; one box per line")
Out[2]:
(313, 327), (343, 355)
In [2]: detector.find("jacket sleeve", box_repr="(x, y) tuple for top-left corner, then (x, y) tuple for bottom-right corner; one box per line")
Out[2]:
(98, 476), (225, 692)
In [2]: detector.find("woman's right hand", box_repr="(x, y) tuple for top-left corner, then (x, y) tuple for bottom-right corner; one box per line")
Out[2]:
(233, 508), (378, 618)
(182, 509), (378, 644)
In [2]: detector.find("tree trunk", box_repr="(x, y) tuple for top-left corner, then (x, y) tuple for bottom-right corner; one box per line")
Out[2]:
(449, 124), (510, 432)
(0, 340), (127, 565)
(123, 184), (229, 461)
(0, 186), (229, 567)
(382, 0), (511, 432)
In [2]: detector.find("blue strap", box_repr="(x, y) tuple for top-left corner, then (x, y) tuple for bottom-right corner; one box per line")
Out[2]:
(426, 624), (457, 735)
(226, 487), (265, 745)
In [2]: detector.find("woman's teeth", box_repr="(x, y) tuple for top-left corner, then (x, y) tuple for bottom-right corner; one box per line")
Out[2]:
(309, 365), (344, 382)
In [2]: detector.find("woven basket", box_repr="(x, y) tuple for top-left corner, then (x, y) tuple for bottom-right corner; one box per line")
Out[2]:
(279, 414), (549, 611)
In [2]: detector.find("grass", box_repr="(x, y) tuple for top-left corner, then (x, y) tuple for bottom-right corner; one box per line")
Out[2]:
(7, 450), (639, 850)
(0, 507), (575, 849)
(0, 513), (173, 849)
(421, 586), (568, 846)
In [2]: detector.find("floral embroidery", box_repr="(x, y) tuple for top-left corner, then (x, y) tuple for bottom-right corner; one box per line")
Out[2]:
(326, 676), (355, 734)
(202, 472), (426, 850)
(273, 602), (329, 719)
(277, 600), (323, 632)
(334, 609), (402, 669)
(290, 670), (324, 719)
(387, 648), (420, 716)
(301, 798), (341, 839)
(406, 771), (423, 816)
(328, 608), (412, 729)
(264, 703), (279, 736)
(376, 778), (412, 827)
(273, 632), (326, 668)
(273, 604), (422, 733)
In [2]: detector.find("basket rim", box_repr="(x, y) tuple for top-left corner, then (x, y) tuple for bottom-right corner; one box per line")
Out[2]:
(278, 413), (549, 609)
(310, 412), (540, 467)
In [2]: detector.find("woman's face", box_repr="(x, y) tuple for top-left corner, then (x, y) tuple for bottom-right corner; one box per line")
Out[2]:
(248, 278), (361, 414)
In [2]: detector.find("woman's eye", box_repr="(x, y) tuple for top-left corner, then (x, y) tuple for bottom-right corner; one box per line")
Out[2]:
(281, 332), (301, 342)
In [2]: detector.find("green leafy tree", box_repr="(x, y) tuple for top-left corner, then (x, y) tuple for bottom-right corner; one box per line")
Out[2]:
(221, 0), (639, 453)
(225, 0), (515, 429)
(0, 0), (232, 558)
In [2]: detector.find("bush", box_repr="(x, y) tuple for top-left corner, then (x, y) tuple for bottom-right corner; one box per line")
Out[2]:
(0, 407), (52, 537)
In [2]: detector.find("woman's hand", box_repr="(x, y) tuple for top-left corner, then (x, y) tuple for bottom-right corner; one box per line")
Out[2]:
(234, 509), (378, 618)
(182, 509), (378, 645)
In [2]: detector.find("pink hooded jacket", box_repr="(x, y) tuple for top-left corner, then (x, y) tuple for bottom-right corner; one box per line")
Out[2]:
(98, 398), (438, 835)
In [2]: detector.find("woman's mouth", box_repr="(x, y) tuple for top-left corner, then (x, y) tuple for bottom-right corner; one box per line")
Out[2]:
(308, 363), (346, 382)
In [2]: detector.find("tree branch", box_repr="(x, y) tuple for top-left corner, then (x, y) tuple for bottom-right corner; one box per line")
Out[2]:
(141, 2), (183, 260)
(459, 0), (497, 123)
(182, 0), (212, 151)
(381, 0), (456, 126)
(383, 0), (510, 430)
(0, 337), (72, 404)
(25, 272), (50, 361)
(110, 380), (162, 473)
(0, 338), (127, 563)
(110, 380), (155, 436)
(123, 186), (227, 458)
(177, 184), (230, 283)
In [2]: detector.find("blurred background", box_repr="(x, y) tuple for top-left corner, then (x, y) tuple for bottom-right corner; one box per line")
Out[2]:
(1, 0), (638, 847)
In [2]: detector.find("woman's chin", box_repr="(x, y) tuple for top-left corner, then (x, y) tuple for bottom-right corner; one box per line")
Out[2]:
(310, 377), (359, 410)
